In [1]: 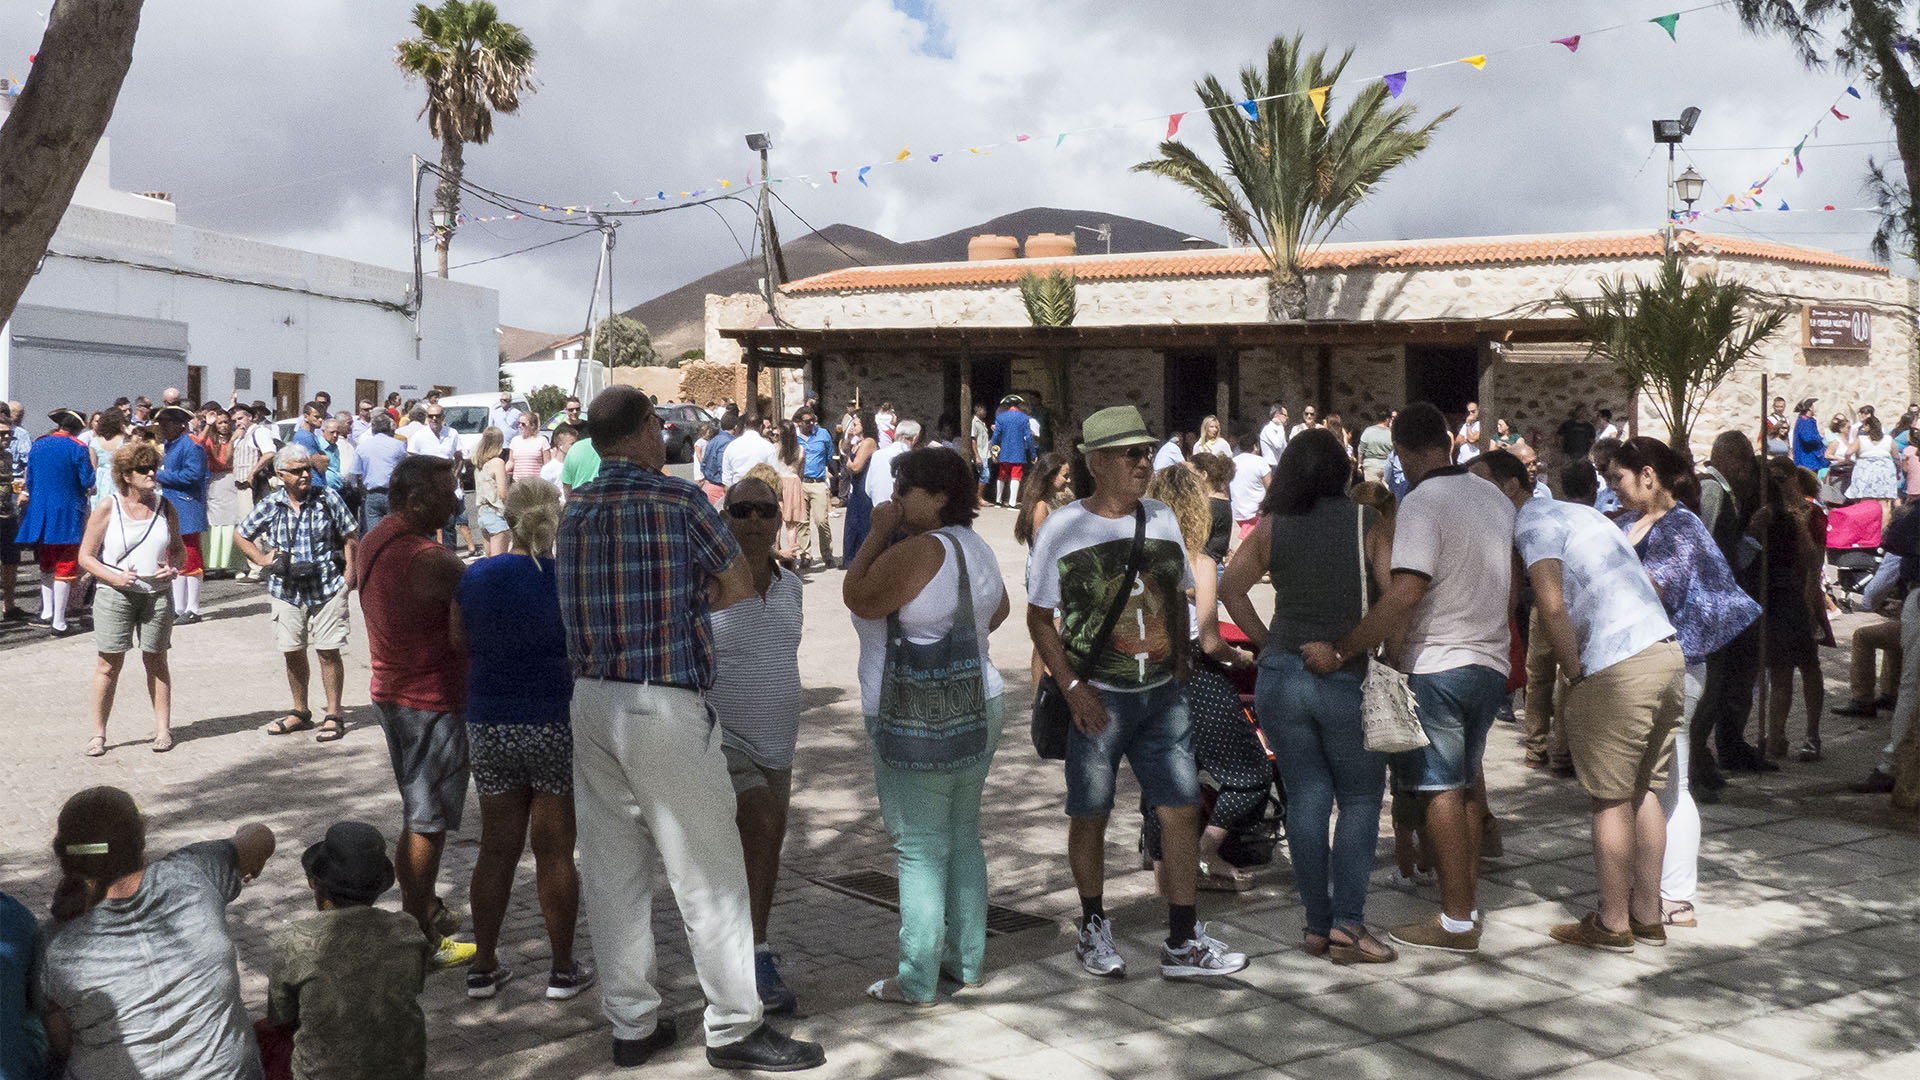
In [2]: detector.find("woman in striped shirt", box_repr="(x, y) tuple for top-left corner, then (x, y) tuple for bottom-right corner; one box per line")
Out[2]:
(507, 413), (549, 484)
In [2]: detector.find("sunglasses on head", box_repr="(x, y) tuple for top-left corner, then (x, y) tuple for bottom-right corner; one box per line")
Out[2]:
(727, 502), (780, 520)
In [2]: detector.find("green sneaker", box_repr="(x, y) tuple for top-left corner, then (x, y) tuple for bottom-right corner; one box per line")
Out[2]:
(433, 937), (478, 969)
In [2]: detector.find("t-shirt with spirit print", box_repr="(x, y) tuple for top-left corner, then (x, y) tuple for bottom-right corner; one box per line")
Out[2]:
(1025, 498), (1192, 693)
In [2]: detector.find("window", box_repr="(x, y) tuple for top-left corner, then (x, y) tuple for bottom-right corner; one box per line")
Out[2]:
(186, 365), (204, 407)
(272, 372), (303, 421)
(355, 379), (381, 411)
(233, 367), (252, 391)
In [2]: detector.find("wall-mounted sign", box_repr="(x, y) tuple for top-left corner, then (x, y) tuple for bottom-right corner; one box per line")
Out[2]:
(1805, 305), (1871, 350)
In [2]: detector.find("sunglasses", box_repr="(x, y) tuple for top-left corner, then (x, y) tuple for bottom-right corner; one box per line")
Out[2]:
(727, 502), (780, 520)
(427, 413), (444, 420)
(1113, 445), (1153, 462)
(280, 467), (311, 477)
(131, 464), (156, 475)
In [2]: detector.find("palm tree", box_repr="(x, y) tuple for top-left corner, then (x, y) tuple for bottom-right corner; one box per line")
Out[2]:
(1134, 35), (1451, 321)
(395, 0), (537, 277)
(1559, 258), (1790, 455)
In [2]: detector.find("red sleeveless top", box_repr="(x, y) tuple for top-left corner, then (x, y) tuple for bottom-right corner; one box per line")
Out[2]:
(356, 517), (465, 712)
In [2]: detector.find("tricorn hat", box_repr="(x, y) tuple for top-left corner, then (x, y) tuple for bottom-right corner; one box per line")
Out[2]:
(1077, 405), (1158, 454)
(301, 821), (395, 905)
(153, 404), (194, 424)
(47, 407), (85, 430)
(1794, 397), (1818, 414)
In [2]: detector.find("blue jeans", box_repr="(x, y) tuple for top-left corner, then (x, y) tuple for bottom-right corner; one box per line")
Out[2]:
(1255, 652), (1385, 933)
(361, 490), (390, 535)
(1397, 664), (1509, 791)
(868, 697), (1004, 1003)
(1065, 680), (1200, 818)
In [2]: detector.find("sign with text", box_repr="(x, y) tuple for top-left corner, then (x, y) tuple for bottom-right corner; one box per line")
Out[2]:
(1805, 305), (1871, 350)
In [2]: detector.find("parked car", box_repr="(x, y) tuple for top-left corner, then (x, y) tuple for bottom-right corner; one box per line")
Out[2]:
(435, 392), (531, 456)
(656, 402), (716, 464)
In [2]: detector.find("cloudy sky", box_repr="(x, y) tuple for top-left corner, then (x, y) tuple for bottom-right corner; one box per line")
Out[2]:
(4, 0), (1899, 332)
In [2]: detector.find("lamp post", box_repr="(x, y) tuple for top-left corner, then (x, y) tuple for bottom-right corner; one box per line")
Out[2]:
(1653, 107), (1701, 256)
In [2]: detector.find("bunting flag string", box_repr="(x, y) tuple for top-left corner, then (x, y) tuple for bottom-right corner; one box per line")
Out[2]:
(1677, 79), (1871, 224)
(440, 3), (1726, 224)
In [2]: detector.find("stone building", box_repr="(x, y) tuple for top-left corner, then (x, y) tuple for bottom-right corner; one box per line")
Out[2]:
(710, 229), (1915, 463)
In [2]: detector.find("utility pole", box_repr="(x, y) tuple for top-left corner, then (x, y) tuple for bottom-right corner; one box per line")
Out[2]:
(410, 154), (424, 370)
(575, 215), (618, 401)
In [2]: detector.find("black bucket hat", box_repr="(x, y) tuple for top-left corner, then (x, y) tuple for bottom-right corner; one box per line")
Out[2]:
(302, 821), (395, 904)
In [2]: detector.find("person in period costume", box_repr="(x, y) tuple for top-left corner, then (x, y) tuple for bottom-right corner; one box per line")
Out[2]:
(17, 408), (95, 634)
(154, 405), (210, 623)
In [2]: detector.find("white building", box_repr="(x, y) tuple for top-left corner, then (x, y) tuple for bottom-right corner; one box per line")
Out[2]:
(0, 96), (497, 424)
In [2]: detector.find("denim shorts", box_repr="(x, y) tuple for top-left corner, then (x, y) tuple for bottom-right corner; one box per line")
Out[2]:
(1393, 664), (1508, 792)
(1066, 680), (1201, 818)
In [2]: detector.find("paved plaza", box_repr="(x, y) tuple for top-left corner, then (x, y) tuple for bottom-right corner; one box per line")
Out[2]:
(1, 504), (1916, 1079)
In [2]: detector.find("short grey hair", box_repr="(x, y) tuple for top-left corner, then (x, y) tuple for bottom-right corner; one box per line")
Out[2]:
(894, 419), (922, 444)
(272, 445), (312, 472)
(409, 405), (428, 422)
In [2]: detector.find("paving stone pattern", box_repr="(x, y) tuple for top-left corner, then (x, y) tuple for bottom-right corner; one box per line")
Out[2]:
(1, 505), (1915, 1078)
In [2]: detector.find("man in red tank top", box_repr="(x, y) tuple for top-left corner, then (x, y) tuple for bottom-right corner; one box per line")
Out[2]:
(355, 454), (477, 968)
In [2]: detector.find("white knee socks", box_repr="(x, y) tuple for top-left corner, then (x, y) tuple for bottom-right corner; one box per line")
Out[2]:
(39, 582), (53, 623)
(183, 575), (201, 616)
(50, 580), (70, 631)
(172, 576), (187, 614)
(1006, 478), (1021, 506)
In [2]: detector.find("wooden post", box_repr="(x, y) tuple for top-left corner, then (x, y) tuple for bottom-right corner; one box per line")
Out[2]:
(1215, 351), (1231, 427)
(958, 351), (975, 463)
(744, 350), (761, 416)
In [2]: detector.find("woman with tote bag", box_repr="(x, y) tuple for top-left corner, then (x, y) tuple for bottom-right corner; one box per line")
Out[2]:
(844, 447), (1010, 1005)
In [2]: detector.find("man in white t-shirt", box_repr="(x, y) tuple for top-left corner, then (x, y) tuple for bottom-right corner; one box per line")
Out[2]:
(873, 403), (897, 448)
(1595, 407), (1621, 443)
(1027, 405), (1247, 982)
(1259, 405), (1289, 465)
(1304, 402), (1513, 956)
(1481, 449), (1682, 952)
(863, 420), (918, 506)
(1151, 435), (1185, 472)
(1227, 438), (1271, 539)
(721, 415), (780, 487)
(1453, 402), (1483, 464)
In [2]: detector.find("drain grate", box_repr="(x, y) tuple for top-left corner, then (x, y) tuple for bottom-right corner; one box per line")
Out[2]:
(812, 869), (1055, 936)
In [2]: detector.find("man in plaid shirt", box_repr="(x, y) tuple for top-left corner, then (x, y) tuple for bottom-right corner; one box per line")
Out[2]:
(237, 445), (358, 743)
(557, 386), (824, 1073)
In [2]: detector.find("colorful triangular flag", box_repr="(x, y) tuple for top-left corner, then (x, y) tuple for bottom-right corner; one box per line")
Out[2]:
(895, 147), (910, 162)
(1795, 154), (1804, 177)
(1460, 55), (1486, 70)
(1847, 86), (1862, 98)
(1238, 99), (1258, 121)
(1308, 86), (1330, 122)
(1650, 13), (1680, 40)
(1832, 106), (1850, 120)
(1055, 133), (1066, 147)
(857, 166), (871, 186)
(1383, 72), (1406, 99)
(1825, 204), (1836, 210)
(829, 171), (839, 184)
(1779, 200), (1790, 211)
(1015, 134), (1030, 142)
(1553, 35), (1581, 52)
(1167, 112), (1185, 138)
(929, 153), (943, 163)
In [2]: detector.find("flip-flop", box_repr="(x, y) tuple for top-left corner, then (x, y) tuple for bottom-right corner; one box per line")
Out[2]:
(1662, 900), (1698, 927)
(84, 736), (106, 758)
(315, 715), (346, 743)
(865, 978), (934, 1007)
(151, 733), (174, 753)
(263, 711), (314, 735)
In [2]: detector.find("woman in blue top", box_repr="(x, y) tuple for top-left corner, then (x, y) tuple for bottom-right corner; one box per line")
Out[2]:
(18, 409), (95, 634)
(841, 409), (878, 558)
(449, 477), (591, 1002)
(1611, 437), (1761, 931)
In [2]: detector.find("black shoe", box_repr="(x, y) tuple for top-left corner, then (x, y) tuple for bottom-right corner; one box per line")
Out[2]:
(706, 1023), (826, 1072)
(612, 1018), (677, 1068)
(49, 623), (82, 637)
(1549, 762), (1576, 779)
(1692, 758), (1727, 792)
(0, 607), (26, 621)
(175, 611), (202, 626)
(1851, 769), (1896, 794)
(1875, 695), (1899, 711)
(1833, 700), (1879, 719)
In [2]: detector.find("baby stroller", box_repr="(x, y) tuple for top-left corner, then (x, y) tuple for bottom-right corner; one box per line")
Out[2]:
(1214, 622), (1287, 867)
(1826, 500), (1884, 613)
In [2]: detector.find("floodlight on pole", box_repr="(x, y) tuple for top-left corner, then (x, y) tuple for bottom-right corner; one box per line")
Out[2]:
(744, 132), (772, 152)
(1653, 106), (1701, 256)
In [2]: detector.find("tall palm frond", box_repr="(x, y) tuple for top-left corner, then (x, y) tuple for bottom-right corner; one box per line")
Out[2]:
(1017, 270), (1077, 327)
(1133, 34), (1452, 320)
(1560, 259), (1790, 453)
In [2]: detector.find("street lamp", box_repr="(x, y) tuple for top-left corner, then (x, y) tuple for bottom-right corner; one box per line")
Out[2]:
(1654, 107), (1701, 255)
(429, 205), (453, 234)
(1675, 166), (1704, 211)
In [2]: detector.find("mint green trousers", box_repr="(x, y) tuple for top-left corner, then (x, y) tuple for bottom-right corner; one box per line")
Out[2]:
(867, 695), (1004, 1003)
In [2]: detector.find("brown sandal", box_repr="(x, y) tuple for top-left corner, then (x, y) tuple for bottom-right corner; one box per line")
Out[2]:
(1328, 925), (1398, 965)
(264, 711), (314, 735)
(1301, 929), (1331, 958)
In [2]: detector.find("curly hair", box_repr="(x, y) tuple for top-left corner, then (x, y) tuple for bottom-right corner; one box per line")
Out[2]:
(111, 440), (163, 492)
(1147, 461), (1213, 555)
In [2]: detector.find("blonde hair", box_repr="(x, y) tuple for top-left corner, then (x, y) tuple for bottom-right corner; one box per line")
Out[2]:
(111, 441), (162, 491)
(1147, 463), (1212, 555)
(504, 477), (562, 556)
(746, 463), (781, 491)
(473, 426), (504, 468)
(1349, 480), (1396, 523)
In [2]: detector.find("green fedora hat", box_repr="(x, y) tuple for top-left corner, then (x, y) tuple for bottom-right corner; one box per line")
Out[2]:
(1078, 405), (1157, 454)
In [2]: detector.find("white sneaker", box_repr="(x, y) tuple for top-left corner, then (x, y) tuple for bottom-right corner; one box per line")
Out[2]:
(1076, 915), (1127, 978)
(1160, 923), (1249, 979)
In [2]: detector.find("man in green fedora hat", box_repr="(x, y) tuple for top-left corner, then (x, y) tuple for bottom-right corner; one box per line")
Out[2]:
(1026, 404), (1249, 981)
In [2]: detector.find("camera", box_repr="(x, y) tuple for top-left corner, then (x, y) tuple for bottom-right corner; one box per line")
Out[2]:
(266, 552), (323, 582)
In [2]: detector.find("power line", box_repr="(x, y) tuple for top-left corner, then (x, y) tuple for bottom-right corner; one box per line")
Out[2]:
(447, 228), (601, 270)
(769, 187), (866, 266)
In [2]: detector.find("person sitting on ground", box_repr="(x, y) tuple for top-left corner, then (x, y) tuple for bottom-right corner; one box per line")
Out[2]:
(40, 786), (275, 1080)
(449, 478), (591, 1002)
(262, 822), (429, 1080)
(707, 476), (807, 1014)
(0, 888), (50, 1080)
(76, 441), (185, 757)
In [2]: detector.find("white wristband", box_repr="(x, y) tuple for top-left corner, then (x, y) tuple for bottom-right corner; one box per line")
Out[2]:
(1065, 678), (1082, 692)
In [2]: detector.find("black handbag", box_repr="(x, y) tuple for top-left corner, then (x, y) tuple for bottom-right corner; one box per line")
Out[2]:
(1030, 504), (1147, 759)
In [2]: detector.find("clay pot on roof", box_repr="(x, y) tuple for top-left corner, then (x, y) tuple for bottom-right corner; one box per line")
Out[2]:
(1024, 233), (1077, 259)
(967, 234), (1020, 261)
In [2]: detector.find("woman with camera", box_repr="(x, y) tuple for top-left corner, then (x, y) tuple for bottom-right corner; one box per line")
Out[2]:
(75, 441), (185, 756)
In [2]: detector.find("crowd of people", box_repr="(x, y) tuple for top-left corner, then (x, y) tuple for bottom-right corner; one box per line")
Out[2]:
(3, 379), (1916, 1079)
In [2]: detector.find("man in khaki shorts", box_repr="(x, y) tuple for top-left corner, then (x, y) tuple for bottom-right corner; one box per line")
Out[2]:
(238, 445), (359, 743)
(1482, 450), (1683, 953)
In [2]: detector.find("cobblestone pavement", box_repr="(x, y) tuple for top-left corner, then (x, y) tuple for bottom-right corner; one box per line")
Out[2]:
(2, 504), (1916, 1079)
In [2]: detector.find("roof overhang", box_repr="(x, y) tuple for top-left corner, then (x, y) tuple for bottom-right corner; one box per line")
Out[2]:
(723, 317), (1584, 359)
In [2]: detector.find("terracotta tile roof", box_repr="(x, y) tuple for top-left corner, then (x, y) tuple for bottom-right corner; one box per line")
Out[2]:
(781, 229), (1887, 293)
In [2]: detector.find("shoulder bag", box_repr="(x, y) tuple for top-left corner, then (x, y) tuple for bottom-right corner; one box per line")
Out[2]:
(873, 533), (992, 772)
(1030, 504), (1147, 759)
(1354, 505), (1428, 754)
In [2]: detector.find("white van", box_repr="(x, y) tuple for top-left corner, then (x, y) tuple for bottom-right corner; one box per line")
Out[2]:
(435, 391), (531, 456)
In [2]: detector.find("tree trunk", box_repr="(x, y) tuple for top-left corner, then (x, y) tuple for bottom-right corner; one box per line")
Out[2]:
(0, 0), (146, 328)
(1044, 347), (1075, 452)
(1267, 270), (1307, 323)
(435, 135), (465, 278)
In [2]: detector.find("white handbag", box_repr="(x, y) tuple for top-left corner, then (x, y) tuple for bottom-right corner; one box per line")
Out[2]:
(1354, 507), (1429, 754)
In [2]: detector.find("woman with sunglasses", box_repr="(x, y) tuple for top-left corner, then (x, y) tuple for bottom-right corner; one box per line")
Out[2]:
(507, 412), (549, 484)
(704, 476), (807, 1014)
(75, 441), (185, 756)
(845, 447), (1010, 1004)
